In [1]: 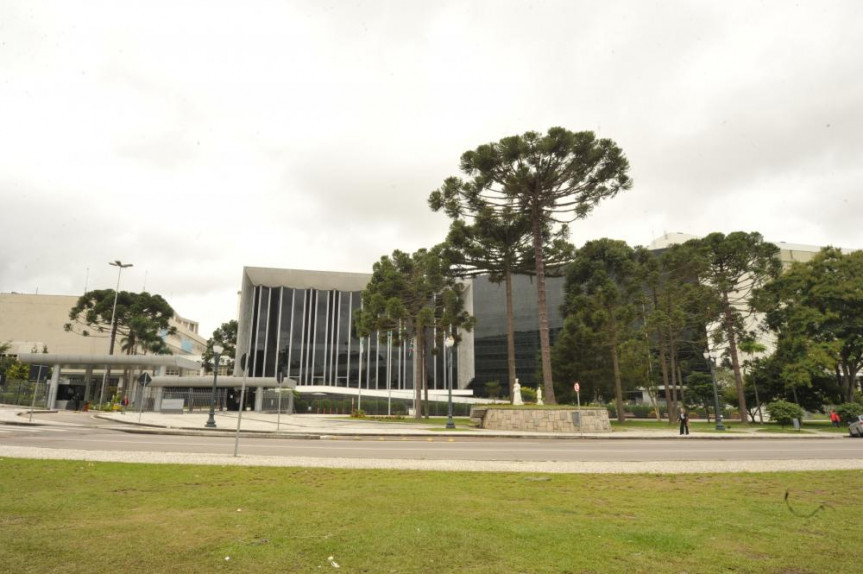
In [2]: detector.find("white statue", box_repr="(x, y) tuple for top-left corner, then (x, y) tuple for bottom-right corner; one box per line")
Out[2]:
(536, 386), (543, 405)
(512, 378), (523, 406)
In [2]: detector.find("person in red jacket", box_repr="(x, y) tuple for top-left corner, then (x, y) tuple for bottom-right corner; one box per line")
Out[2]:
(830, 409), (841, 427)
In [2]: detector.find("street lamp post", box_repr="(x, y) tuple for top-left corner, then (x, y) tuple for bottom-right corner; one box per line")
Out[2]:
(205, 344), (223, 428)
(445, 334), (455, 430)
(99, 260), (133, 406)
(703, 349), (726, 431)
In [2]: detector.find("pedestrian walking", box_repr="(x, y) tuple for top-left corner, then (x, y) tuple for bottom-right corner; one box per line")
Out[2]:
(679, 407), (689, 435)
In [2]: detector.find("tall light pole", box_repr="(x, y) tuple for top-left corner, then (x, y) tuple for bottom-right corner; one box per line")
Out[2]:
(99, 260), (133, 405)
(445, 334), (455, 429)
(703, 349), (726, 431)
(205, 343), (223, 428)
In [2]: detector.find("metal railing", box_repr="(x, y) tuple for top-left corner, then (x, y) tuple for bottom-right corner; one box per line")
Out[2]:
(0, 380), (49, 408)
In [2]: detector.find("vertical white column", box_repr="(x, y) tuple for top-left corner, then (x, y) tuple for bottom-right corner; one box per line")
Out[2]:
(262, 288), (271, 377)
(322, 290), (330, 384)
(275, 287), (284, 378)
(311, 290), (319, 385)
(298, 290), (307, 385)
(346, 292), (353, 388)
(366, 335), (372, 389)
(252, 287), (264, 376)
(333, 291), (340, 387)
(375, 330), (380, 389)
(287, 289), (296, 381)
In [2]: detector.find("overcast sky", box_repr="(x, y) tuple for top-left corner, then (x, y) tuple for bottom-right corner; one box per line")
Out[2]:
(1, 0), (861, 337)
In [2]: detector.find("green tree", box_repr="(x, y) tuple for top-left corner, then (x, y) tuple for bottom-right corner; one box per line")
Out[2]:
(552, 307), (613, 404)
(738, 338), (767, 422)
(203, 320), (238, 373)
(0, 341), (28, 382)
(766, 400), (804, 427)
(561, 239), (642, 422)
(431, 200), (574, 398)
(66, 290), (177, 403)
(638, 243), (716, 423)
(747, 352), (839, 413)
(65, 290), (177, 353)
(5, 361), (30, 381)
(685, 371), (718, 421)
(835, 402), (863, 425)
(354, 247), (474, 419)
(754, 247), (863, 403)
(432, 127), (632, 403)
(688, 232), (781, 425)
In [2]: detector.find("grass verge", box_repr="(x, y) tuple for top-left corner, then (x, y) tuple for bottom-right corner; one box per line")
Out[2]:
(610, 419), (847, 433)
(1, 459), (860, 573)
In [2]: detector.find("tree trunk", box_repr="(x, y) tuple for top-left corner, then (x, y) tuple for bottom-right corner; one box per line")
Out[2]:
(722, 292), (749, 425)
(753, 380), (763, 423)
(669, 338), (679, 422)
(505, 268), (517, 399)
(642, 311), (662, 423)
(531, 211), (556, 404)
(840, 361), (860, 403)
(610, 319), (625, 423)
(650, 390), (662, 422)
(422, 328), (429, 419)
(657, 327), (670, 421)
(414, 328), (422, 419)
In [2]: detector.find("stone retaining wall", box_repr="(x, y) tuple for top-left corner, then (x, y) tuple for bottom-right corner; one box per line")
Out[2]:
(471, 407), (611, 433)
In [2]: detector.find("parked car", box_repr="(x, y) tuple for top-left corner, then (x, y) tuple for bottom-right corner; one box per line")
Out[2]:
(849, 415), (863, 438)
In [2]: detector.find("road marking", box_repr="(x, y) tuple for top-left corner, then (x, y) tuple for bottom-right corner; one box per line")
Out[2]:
(0, 426), (70, 433)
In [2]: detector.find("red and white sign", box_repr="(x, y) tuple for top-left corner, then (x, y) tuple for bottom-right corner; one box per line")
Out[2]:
(573, 382), (580, 392)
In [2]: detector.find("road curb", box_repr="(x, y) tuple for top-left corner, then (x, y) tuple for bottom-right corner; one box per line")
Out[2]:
(6, 410), (850, 441)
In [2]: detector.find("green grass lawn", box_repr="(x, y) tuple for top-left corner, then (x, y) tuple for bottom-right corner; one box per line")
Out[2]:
(611, 419), (744, 432)
(1, 459), (860, 573)
(610, 418), (848, 433)
(364, 416), (476, 429)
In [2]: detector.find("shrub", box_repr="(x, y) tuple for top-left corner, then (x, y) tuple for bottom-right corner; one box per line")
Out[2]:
(766, 400), (805, 427)
(351, 409), (366, 419)
(628, 404), (654, 418)
(485, 381), (502, 399)
(520, 387), (537, 403)
(835, 402), (863, 425)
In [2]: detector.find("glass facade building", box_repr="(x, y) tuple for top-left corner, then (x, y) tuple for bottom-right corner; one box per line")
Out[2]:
(236, 268), (473, 393)
(470, 274), (566, 389)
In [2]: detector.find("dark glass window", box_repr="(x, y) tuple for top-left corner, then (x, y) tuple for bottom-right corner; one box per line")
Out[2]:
(472, 274), (565, 388)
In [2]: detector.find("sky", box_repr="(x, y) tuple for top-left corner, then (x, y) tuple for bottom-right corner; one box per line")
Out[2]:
(1, 0), (861, 338)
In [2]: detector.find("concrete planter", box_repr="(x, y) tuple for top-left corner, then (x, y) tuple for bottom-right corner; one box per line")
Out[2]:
(470, 406), (611, 433)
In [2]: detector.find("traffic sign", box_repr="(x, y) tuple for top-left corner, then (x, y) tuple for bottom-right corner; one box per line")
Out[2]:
(573, 382), (580, 393)
(138, 372), (152, 386)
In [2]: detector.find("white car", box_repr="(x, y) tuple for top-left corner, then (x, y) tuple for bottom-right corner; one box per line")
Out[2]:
(849, 415), (863, 437)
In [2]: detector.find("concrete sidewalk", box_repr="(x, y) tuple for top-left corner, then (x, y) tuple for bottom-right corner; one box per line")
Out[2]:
(1, 405), (847, 440)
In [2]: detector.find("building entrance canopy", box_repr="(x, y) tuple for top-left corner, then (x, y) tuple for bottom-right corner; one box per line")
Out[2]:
(17, 353), (201, 370)
(149, 376), (293, 389)
(17, 353), (202, 410)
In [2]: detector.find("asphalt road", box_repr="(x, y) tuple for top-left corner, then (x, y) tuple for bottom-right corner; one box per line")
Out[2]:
(2, 412), (861, 464)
